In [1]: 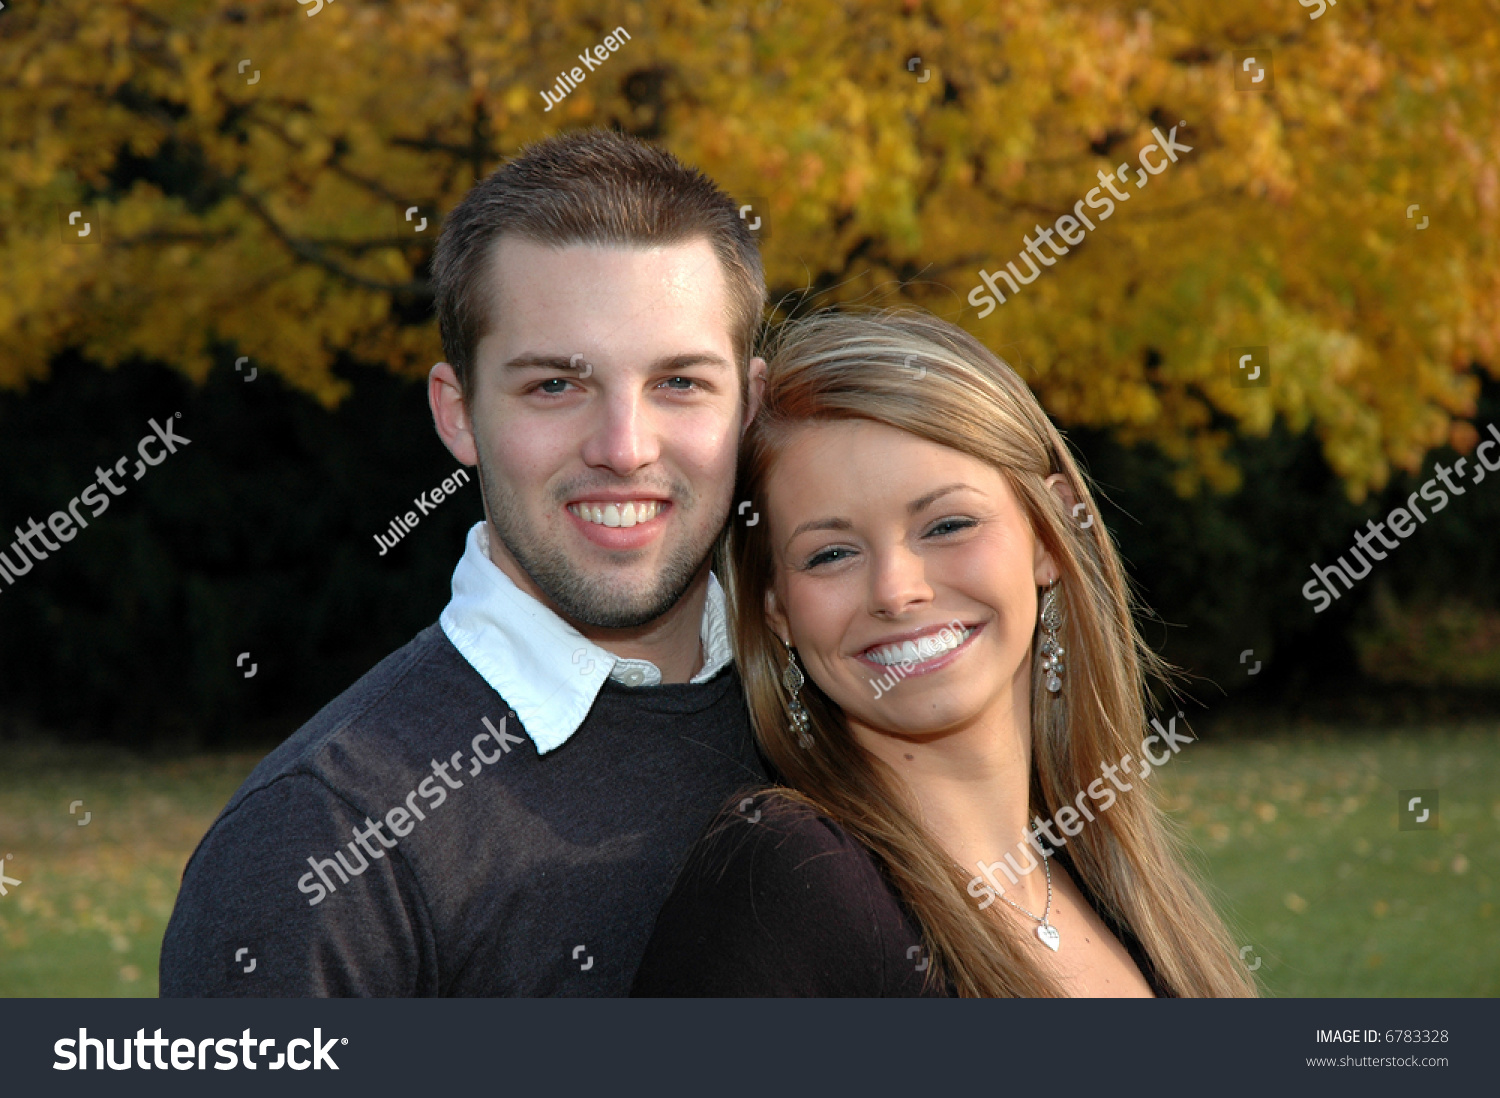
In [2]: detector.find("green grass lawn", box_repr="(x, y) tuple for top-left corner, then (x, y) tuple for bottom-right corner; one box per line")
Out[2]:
(1160, 720), (1499, 996)
(0, 743), (265, 997)
(0, 723), (1495, 997)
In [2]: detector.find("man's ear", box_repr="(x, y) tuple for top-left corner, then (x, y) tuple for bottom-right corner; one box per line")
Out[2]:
(764, 584), (790, 648)
(742, 355), (768, 436)
(1034, 472), (1081, 586)
(429, 362), (479, 466)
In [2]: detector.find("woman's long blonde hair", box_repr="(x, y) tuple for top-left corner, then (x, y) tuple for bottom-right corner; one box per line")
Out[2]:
(719, 307), (1257, 997)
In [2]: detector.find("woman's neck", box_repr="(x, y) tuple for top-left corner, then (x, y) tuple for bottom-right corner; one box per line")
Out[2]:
(848, 664), (1052, 911)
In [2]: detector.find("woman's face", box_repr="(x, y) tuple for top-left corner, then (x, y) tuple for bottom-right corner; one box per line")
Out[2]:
(764, 419), (1061, 749)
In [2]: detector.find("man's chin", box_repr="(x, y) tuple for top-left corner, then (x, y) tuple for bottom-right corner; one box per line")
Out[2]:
(536, 549), (711, 630)
(553, 582), (693, 631)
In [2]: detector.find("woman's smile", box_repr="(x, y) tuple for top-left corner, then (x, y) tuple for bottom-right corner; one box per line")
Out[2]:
(853, 621), (985, 679)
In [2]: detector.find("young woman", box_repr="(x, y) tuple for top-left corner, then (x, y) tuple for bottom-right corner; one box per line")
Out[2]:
(631, 309), (1257, 997)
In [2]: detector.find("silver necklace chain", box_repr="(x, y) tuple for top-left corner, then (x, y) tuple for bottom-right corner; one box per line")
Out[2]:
(996, 854), (1062, 950)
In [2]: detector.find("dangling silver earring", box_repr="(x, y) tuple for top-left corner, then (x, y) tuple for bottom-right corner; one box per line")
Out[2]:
(1039, 581), (1065, 693)
(782, 639), (814, 748)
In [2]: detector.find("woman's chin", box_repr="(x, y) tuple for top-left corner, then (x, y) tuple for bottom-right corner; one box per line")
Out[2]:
(845, 690), (987, 739)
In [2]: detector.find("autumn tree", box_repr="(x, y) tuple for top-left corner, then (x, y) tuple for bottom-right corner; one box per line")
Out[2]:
(2, 0), (1496, 498)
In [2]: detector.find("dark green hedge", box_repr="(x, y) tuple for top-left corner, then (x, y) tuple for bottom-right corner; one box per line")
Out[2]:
(2, 354), (1497, 747)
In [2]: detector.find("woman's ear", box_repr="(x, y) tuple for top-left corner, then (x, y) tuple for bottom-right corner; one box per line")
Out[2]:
(1034, 473), (1080, 586)
(764, 586), (791, 648)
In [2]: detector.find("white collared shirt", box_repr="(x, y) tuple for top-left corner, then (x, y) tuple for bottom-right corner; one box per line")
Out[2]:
(439, 521), (733, 755)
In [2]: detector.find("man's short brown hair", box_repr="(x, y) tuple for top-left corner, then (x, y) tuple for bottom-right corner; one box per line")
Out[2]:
(432, 129), (766, 406)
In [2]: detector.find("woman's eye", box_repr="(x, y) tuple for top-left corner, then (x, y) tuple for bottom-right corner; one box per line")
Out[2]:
(806, 546), (855, 568)
(927, 517), (978, 537)
(660, 376), (699, 391)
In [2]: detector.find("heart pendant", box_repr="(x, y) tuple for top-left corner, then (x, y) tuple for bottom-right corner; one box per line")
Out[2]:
(1036, 923), (1061, 951)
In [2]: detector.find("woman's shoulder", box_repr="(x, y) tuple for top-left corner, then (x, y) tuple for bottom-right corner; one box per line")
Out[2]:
(631, 788), (939, 996)
(681, 789), (907, 912)
(702, 788), (872, 864)
(663, 788), (889, 917)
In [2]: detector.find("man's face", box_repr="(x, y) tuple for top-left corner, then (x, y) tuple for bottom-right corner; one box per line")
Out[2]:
(461, 237), (751, 630)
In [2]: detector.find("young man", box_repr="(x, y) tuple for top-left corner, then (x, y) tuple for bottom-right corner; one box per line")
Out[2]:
(159, 130), (770, 995)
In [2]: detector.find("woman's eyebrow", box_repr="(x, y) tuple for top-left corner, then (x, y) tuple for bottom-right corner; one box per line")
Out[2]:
(905, 483), (979, 515)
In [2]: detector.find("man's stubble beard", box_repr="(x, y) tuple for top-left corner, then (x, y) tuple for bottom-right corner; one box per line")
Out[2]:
(474, 451), (729, 630)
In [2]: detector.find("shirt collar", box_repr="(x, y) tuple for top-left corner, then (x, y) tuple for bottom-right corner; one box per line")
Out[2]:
(438, 521), (733, 755)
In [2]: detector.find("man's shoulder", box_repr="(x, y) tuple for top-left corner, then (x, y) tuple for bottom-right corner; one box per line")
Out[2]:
(226, 623), (492, 815)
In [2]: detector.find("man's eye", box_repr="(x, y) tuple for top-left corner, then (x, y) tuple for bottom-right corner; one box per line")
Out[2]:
(535, 378), (572, 395)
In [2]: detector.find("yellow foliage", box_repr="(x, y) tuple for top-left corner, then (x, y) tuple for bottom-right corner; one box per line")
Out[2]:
(0, 0), (1496, 497)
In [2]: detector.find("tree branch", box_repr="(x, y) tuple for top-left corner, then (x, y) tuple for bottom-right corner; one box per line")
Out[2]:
(233, 185), (431, 297)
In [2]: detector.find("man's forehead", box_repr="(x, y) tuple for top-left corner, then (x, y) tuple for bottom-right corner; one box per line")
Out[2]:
(479, 236), (732, 351)
(486, 236), (724, 300)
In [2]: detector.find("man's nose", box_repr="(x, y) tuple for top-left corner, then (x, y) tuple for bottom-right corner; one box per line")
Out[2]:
(579, 390), (661, 476)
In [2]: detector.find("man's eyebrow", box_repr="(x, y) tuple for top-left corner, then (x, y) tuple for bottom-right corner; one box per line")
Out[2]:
(500, 351), (734, 373)
(783, 484), (981, 553)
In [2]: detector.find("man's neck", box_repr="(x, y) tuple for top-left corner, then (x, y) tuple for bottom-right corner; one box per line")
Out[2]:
(577, 576), (710, 684)
(484, 523), (710, 684)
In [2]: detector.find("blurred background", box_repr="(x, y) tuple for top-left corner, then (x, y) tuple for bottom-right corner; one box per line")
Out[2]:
(1, 0), (1496, 996)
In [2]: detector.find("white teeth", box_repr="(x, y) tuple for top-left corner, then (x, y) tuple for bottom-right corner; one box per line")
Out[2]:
(569, 500), (659, 528)
(867, 627), (971, 667)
